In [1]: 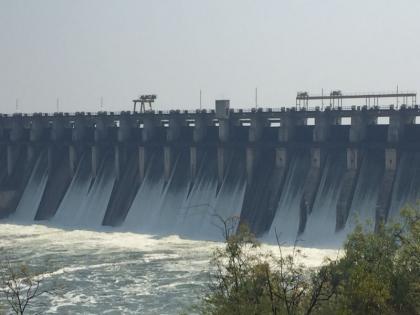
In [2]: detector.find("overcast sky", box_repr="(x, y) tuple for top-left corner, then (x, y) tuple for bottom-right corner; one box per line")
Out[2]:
(0, 0), (419, 113)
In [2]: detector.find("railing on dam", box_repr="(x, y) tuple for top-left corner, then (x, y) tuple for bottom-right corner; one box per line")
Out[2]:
(1, 103), (420, 145)
(1, 103), (419, 118)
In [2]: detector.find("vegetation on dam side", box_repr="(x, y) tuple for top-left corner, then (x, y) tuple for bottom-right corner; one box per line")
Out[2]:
(195, 206), (420, 315)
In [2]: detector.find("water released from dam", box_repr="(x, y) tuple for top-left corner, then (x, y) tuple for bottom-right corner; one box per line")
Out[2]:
(1, 106), (420, 312)
(0, 223), (338, 314)
(2, 143), (418, 244)
(1, 107), (420, 243)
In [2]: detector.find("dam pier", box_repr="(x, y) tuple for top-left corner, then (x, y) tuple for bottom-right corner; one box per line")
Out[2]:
(1, 101), (420, 243)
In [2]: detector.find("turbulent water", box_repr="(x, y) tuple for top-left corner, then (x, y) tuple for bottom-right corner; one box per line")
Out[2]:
(2, 139), (419, 312)
(0, 223), (338, 314)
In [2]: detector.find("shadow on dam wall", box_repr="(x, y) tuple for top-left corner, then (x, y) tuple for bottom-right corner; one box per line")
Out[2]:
(1, 144), (414, 246)
(0, 145), (36, 218)
(1, 107), (420, 246)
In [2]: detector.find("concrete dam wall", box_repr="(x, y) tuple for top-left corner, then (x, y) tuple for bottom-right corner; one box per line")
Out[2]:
(1, 103), (420, 246)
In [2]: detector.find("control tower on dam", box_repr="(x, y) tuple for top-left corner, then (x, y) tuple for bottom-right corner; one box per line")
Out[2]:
(1, 100), (420, 245)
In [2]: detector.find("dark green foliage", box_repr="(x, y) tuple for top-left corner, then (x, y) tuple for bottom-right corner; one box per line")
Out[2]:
(197, 206), (420, 315)
(328, 206), (420, 315)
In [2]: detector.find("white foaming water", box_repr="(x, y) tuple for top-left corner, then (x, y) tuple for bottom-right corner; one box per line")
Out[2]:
(77, 154), (116, 226)
(177, 151), (246, 240)
(53, 154), (92, 225)
(344, 152), (382, 233)
(123, 151), (176, 233)
(12, 151), (48, 221)
(207, 169), (246, 238)
(146, 153), (192, 235)
(266, 152), (309, 243)
(53, 153), (115, 228)
(125, 150), (246, 240)
(0, 222), (339, 314)
(302, 152), (346, 247)
(175, 151), (220, 238)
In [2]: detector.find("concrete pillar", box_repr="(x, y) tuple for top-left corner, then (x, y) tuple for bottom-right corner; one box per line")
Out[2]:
(72, 115), (86, 142)
(190, 147), (199, 182)
(388, 114), (402, 143)
(91, 145), (101, 177)
(335, 148), (363, 231)
(164, 146), (173, 181)
(114, 145), (126, 180)
(51, 116), (66, 141)
(70, 115), (86, 174)
(278, 115), (304, 142)
(7, 145), (18, 176)
(310, 147), (324, 168)
(388, 112), (414, 143)
(313, 113), (336, 142)
(10, 115), (24, 142)
(118, 114), (132, 142)
(27, 144), (38, 162)
(217, 147), (229, 186)
(27, 116), (45, 164)
(94, 116), (109, 142)
(375, 114), (407, 228)
(139, 146), (147, 182)
(375, 148), (399, 229)
(275, 148), (288, 168)
(69, 145), (78, 175)
(48, 146), (55, 172)
(6, 115), (25, 176)
(30, 115), (45, 142)
(299, 147), (325, 234)
(93, 115), (110, 178)
(349, 113), (369, 143)
(218, 119), (230, 143)
(193, 117), (207, 142)
(0, 117), (4, 140)
(385, 148), (397, 171)
(346, 148), (361, 170)
(27, 145), (35, 162)
(167, 115), (181, 142)
(246, 147), (259, 182)
(249, 115), (264, 142)
(142, 117), (156, 143)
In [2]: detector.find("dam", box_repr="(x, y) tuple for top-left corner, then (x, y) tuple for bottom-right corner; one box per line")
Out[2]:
(1, 101), (420, 245)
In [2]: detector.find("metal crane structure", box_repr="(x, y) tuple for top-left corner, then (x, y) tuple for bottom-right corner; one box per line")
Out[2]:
(296, 90), (417, 109)
(132, 94), (157, 113)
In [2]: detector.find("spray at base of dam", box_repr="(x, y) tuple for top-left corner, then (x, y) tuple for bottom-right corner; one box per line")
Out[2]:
(1, 101), (420, 247)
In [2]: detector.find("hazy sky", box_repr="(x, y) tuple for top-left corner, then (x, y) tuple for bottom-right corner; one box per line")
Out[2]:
(1, 0), (419, 113)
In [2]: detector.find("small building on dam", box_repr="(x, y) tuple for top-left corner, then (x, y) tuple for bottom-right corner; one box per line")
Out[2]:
(1, 100), (420, 245)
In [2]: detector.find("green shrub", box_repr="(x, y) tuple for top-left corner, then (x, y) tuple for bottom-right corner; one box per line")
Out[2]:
(197, 206), (420, 315)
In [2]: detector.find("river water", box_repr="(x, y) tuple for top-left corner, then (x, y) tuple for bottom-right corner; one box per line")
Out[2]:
(0, 222), (339, 314)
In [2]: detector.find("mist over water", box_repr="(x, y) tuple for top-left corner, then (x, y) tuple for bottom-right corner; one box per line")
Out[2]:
(6, 145), (419, 245)
(0, 224), (213, 314)
(2, 140), (420, 312)
(0, 223), (338, 314)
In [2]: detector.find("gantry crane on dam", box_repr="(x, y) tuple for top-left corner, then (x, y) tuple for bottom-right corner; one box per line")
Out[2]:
(132, 94), (157, 113)
(296, 90), (417, 109)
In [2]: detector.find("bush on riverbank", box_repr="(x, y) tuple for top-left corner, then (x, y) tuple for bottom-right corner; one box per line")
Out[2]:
(197, 206), (420, 315)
